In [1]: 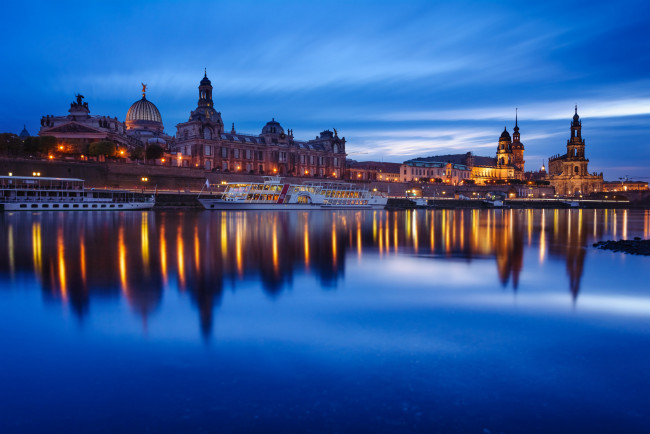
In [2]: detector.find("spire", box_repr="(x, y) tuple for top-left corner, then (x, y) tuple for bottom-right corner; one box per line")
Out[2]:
(515, 108), (518, 127)
(204, 68), (207, 78)
(575, 104), (578, 115)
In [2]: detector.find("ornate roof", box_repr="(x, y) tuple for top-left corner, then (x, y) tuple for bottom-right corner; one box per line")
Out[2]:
(500, 127), (511, 140)
(262, 118), (284, 135)
(126, 97), (162, 124)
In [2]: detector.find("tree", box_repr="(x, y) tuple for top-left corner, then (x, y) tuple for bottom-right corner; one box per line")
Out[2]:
(130, 146), (144, 161)
(88, 140), (117, 157)
(145, 144), (164, 161)
(0, 133), (23, 156)
(23, 136), (57, 155)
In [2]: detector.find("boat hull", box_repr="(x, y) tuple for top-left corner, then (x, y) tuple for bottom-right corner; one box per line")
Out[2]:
(198, 199), (386, 210)
(1, 201), (154, 211)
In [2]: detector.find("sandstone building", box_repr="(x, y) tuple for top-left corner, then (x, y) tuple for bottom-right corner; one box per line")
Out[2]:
(547, 107), (603, 195)
(173, 72), (347, 177)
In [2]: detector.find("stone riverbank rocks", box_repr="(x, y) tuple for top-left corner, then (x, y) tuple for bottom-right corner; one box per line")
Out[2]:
(593, 238), (650, 255)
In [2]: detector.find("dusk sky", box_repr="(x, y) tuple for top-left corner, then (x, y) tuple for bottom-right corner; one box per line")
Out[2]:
(2, 0), (649, 180)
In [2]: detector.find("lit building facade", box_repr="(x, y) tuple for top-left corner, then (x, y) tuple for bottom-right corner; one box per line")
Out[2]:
(548, 107), (603, 195)
(400, 159), (471, 184)
(38, 89), (172, 154)
(173, 72), (347, 177)
(347, 161), (401, 182)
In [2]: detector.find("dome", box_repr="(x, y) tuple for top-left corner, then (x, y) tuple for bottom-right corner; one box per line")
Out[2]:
(19, 125), (29, 139)
(262, 118), (284, 135)
(127, 97), (162, 123)
(500, 127), (510, 140)
(200, 71), (211, 86)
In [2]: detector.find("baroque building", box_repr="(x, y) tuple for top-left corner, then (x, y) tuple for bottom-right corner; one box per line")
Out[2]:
(547, 107), (603, 195)
(173, 72), (347, 177)
(401, 116), (525, 185)
(38, 88), (171, 155)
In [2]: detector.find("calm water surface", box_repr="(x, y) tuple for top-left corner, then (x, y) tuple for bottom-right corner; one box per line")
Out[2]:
(1, 209), (650, 433)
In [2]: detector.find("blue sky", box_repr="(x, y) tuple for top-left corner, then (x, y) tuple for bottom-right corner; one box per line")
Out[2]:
(1, 0), (649, 180)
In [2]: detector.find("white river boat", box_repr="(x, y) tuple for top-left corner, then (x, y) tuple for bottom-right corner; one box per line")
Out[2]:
(198, 177), (387, 210)
(0, 176), (155, 211)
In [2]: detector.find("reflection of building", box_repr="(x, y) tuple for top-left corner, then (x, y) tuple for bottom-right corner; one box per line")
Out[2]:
(548, 107), (603, 196)
(2, 208), (634, 338)
(173, 72), (347, 177)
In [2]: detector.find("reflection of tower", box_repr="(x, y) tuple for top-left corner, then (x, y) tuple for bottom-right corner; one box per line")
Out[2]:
(548, 209), (588, 300)
(494, 211), (524, 290)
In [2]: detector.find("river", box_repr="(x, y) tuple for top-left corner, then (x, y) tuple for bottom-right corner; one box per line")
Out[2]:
(1, 209), (649, 432)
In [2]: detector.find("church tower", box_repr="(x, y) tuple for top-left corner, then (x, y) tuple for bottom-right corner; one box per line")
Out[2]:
(198, 69), (213, 108)
(566, 106), (588, 176)
(496, 127), (513, 167)
(510, 109), (525, 179)
(189, 70), (223, 133)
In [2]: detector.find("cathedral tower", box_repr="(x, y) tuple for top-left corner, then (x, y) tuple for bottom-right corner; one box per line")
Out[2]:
(511, 109), (525, 178)
(496, 127), (513, 167)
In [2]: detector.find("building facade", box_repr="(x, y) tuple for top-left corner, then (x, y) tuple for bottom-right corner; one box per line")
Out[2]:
(38, 89), (171, 155)
(347, 161), (401, 182)
(400, 159), (472, 185)
(173, 72), (347, 177)
(548, 107), (603, 195)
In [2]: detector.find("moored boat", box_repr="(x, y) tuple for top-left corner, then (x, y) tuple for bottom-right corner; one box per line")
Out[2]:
(198, 176), (387, 210)
(0, 176), (155, 211)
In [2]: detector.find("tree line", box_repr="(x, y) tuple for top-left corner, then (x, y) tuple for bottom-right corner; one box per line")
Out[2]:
(0, 133), (164, 161)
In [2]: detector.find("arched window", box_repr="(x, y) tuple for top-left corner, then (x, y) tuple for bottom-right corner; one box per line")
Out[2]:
(574, 166), (579, 173)
(333, 144), (338, 153)
(203, 128), (212, 140)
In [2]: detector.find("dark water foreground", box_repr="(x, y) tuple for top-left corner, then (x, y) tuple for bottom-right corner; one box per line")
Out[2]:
(1, 209), (649, 433)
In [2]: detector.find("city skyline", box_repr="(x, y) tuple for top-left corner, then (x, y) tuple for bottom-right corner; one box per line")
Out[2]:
(2, 0), (649, 179)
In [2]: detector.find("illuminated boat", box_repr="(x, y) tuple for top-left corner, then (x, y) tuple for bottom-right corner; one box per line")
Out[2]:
(198, 176), (387, 210)
(0, 175), (155, 211)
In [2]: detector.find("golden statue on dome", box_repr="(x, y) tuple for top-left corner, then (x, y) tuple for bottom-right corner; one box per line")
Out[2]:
(141, 83), (147, 98)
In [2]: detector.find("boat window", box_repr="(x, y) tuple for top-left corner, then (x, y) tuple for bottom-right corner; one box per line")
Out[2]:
(20, 204), (26, 208)
(53, 204), (59, 208)
(92, 205), (97, 208)
(110, 205), (115, 208)
(101, 205), (106, 208)
(83, 204), (88, 208)
(73, 205), (79, 208)
(63, 204), (70, 208)
(31, 204), (38, 208)
(119, 205), (123, 208)
(42, 204), (49, 208)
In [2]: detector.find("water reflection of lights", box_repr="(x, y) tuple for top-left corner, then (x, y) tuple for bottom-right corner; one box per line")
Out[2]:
(32, 222), (42, 277)
(119, 226), (127, 295)
(57, 226), (67, 300)
(7, 224), (14, 278)
(304, 214), (311, 268)
(177, 224), (186, 289)
(160, 223), (168, 287)
(5, 209), (650, 337)
(141, 212), (150, 271)
(539, 210), (546, 264)
(272, 216), (279, 273)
